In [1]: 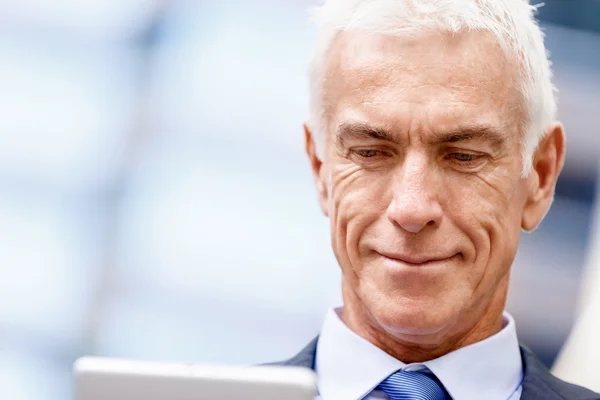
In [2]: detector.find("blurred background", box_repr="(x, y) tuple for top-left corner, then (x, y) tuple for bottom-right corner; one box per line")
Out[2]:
(0, 0), (598, 399)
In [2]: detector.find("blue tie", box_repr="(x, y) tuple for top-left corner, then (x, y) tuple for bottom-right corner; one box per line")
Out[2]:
(378, 370), (449, 400)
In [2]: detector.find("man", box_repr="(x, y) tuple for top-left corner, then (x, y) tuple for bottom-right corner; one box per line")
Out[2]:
(270, 0), (600, 399)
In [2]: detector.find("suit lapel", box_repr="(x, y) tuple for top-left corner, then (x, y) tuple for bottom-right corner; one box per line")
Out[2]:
(519, 345), (599, 399)
(519, 345), (566, 400)
(266, 337), (318, 369)
(280, 337), (318, 368)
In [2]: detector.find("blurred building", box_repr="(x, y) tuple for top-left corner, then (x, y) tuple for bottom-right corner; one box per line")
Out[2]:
(0, 1), (598, 399)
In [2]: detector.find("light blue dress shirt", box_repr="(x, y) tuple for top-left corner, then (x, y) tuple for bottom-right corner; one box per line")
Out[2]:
(315, 308), (523, 400)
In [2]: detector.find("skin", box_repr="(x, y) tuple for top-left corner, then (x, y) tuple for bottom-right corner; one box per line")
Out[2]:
(305, 30), (566, 363)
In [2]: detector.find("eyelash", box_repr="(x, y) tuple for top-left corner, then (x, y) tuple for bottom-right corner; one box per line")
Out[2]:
(351, 149), (480, 160)
(447, 152), (481, 163)
(352, 149), (388, 158)
(349, 148), (486, 170)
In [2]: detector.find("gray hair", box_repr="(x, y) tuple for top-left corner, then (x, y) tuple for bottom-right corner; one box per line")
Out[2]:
(308, 0), (557, 176)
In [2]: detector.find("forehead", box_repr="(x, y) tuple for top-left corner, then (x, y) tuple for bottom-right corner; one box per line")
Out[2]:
(323, 30), (524, 137)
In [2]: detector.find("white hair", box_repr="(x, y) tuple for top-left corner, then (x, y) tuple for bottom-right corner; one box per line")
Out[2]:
(307, 0), (557, 176)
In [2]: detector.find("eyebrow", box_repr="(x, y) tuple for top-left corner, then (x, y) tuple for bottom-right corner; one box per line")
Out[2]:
(435, 125), (508, 149)
(336, 122), (399, 146)
(336, 122), (507, 149)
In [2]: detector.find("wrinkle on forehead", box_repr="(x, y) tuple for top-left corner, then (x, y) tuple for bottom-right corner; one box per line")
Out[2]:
(322, 29), (525, 139)
(329, 29), (515, 83)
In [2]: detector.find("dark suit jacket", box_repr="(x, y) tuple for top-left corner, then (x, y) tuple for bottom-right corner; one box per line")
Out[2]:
(270, 337), (600, 400)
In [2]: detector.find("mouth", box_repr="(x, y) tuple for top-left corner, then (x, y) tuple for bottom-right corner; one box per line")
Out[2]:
(377, 251), (460, 267)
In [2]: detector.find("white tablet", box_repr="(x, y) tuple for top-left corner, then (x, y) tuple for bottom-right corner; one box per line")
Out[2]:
(74, 357), (317, 400)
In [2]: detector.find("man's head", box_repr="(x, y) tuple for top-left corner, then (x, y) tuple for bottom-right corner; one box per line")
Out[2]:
(304, 0), (565, 358)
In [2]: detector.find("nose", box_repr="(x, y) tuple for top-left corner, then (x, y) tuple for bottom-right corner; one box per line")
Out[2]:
(386, 155), (443, 233)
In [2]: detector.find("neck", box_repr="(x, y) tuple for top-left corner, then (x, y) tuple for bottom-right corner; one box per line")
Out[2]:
(340, 276), (509, 363)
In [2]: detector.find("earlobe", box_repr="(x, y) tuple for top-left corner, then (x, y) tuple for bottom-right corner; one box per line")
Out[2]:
(304, 123), (329, 216)
(521, 123), (565, 232)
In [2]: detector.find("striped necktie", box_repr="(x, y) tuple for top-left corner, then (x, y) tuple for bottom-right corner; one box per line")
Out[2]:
(378, 370), (449, 400)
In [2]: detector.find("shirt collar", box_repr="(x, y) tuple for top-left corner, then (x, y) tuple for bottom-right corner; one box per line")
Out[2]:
(315, 307), (523, 400)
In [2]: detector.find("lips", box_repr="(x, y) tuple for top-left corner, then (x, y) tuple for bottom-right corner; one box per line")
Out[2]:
(377, 251), (458, 266)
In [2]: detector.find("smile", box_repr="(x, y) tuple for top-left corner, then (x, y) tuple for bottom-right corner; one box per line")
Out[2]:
(377, 251), (460, 267)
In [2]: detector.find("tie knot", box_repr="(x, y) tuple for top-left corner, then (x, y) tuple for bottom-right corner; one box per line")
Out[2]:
(378, 370), (449, 400)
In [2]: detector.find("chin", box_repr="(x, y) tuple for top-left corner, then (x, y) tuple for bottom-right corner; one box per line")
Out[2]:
(368, 292), (459, 339)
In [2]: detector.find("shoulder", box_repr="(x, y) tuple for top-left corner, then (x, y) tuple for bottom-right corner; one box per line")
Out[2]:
(262, 337), (319, 369)
(520, 345), (600, 400)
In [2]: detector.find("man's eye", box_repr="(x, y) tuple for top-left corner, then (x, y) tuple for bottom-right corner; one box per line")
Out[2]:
(450, 153), (479, 162)
(353, 149), (385, 158)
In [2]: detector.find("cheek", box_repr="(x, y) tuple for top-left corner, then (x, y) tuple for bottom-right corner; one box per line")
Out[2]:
(329, 166), (392, 266)
(448, 172), (524, 282)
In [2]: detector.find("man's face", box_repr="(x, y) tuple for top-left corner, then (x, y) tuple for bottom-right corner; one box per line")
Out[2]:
(309, 31), (548, 343)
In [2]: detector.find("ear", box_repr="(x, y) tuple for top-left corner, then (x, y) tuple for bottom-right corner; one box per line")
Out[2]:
(304, 123), (329, 216)
(522, 123), (566, 231)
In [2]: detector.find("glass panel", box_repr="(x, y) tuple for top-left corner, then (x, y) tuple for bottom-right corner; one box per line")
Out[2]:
(0, 191), (96, 344)
(116, 140), (340, 314)
(0, 0), (158, 40)
(0, 346), (72, 400)
(93, 289), (323, 365)
(0, 35), (136, 189)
